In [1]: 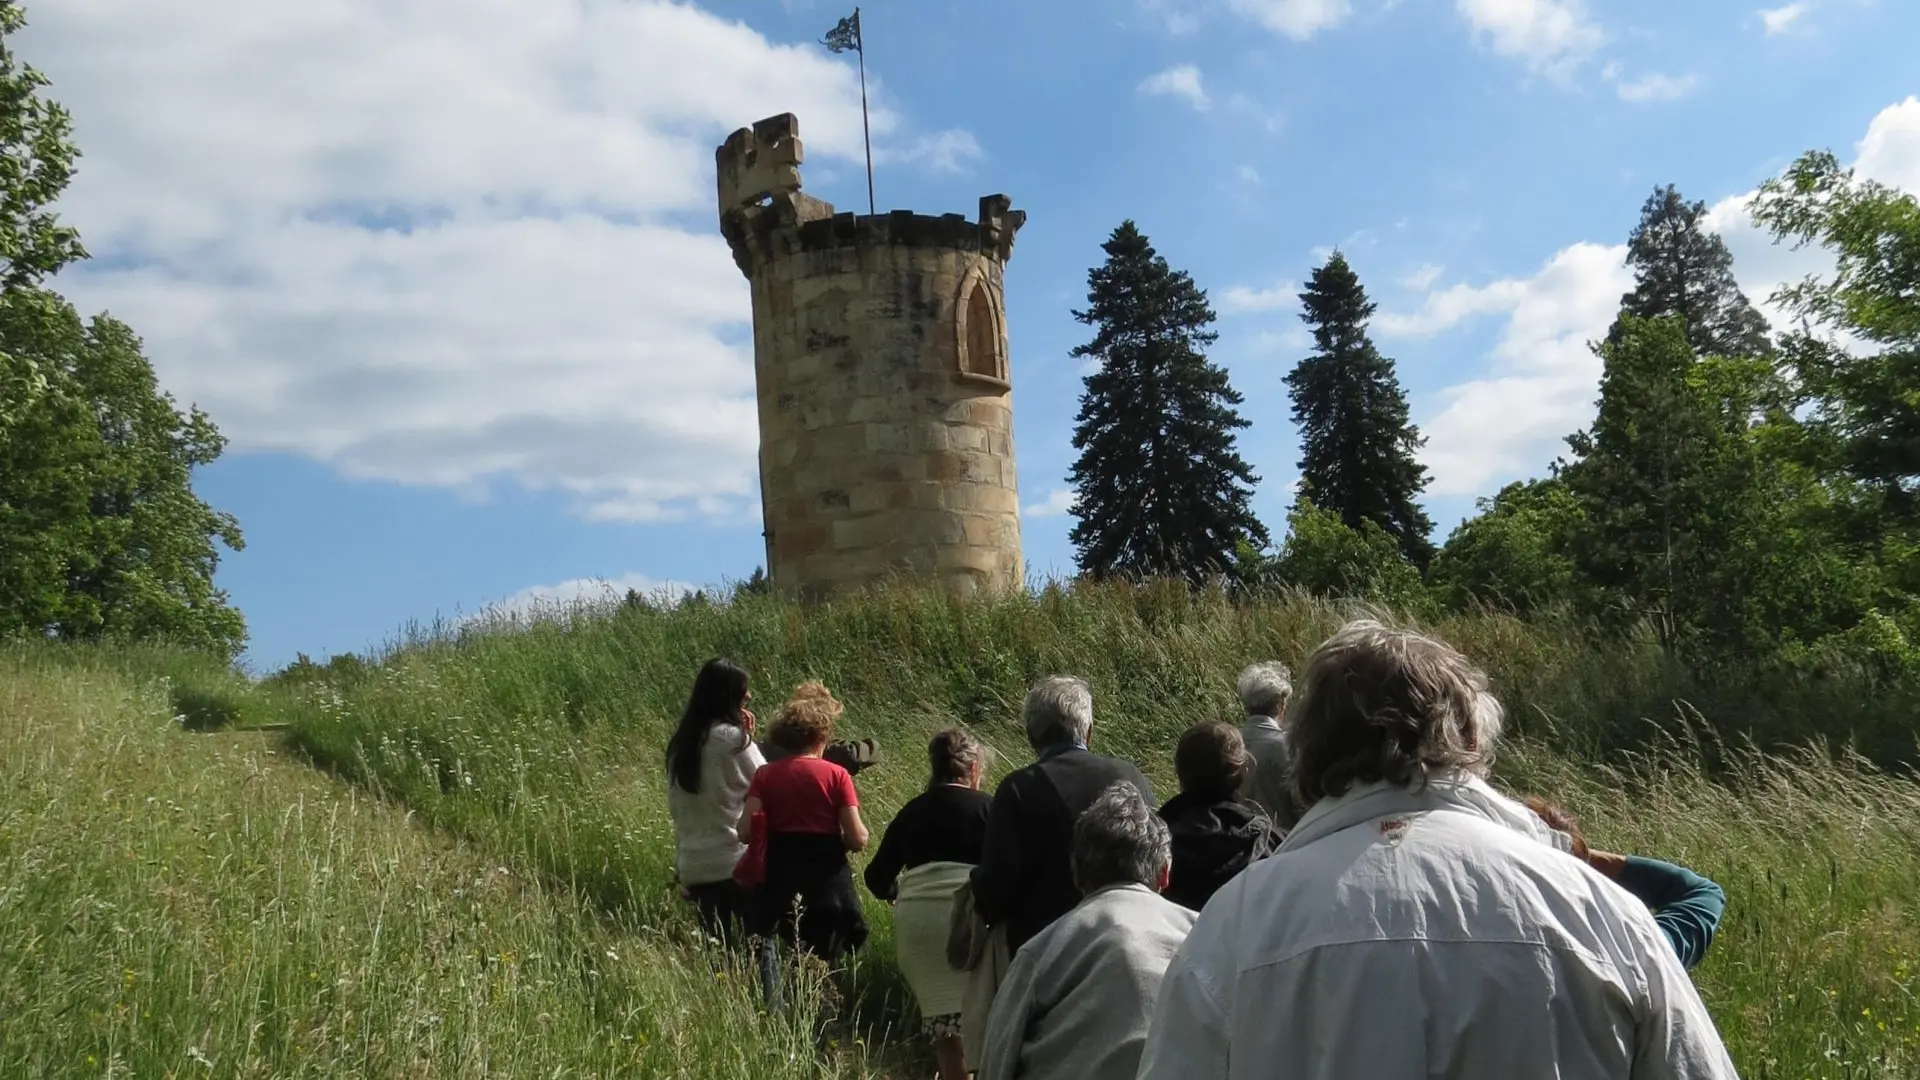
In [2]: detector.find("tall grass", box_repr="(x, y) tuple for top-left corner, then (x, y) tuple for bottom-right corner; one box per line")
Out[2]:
(276, 583), (1920, 1078)
(6, 583), (1918, 1077)
(0, 646), (894, 1078)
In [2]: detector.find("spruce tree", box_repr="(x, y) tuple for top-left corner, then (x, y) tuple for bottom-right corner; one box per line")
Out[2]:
(1612, 185), (1773, 358)
(1286, 251), (1435, 566)
(1067, 221), (1269, 584)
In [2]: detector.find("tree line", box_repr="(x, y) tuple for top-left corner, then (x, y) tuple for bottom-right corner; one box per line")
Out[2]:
(0, 4), (246, 658)
(1064, 165), (1920, 679)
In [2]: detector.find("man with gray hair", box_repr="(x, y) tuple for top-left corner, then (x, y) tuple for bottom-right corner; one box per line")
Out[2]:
(970, 675), (1157, 954)
(1235, 660), (1300, 829)
(977, 783), (1196, 1080)
(1138, 620), (1738, 1080)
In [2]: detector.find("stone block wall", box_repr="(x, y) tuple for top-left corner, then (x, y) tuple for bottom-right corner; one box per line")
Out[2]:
(717, 113), (1026, 599)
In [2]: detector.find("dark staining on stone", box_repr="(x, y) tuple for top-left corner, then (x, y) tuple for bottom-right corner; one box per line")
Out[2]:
(817, 488), (851, 511)
(792, 210), (998, 257)
(806, 329), (851, 350)
(777, 392), (799, 410)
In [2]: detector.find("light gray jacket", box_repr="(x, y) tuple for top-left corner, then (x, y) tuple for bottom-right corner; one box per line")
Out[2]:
(1136, 772), (1739, 1080)
(978, 882), (1196, 1080)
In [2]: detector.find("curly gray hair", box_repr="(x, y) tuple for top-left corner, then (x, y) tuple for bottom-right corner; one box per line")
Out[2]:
(1236, 661), (1293, 717)
(1023, 675), (1094, 749)
(1286, 620), (1502, 806)
(1071, 782), (1171, 893)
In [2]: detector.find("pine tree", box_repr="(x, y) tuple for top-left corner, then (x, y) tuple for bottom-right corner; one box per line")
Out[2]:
(1286, 251), (1435, 566)
(1067, 221), (1269, 584)
(1612, 185), (1773, 359)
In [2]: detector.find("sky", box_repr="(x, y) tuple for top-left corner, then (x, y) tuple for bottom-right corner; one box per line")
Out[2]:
(18, 0), (1920, 672)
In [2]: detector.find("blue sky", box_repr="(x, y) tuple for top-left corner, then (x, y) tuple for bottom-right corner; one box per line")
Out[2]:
(20, 0), (1920, 672)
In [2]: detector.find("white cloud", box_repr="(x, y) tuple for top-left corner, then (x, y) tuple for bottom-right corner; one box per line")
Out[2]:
(1855, 95), (1920, 190)
(1227, 0), (1352, 41)
(1400, 242), (1633, 494)
(27, 0), (971, 524)
(1610, 70), (1701, 103)
(1760, 2), (1810, 35)
(1225, 93), (1287, 135)
(1219, 280), (1299, 314)
(1414, 96), (1920, 500)
(1022, 489), (1079, 519)
(477, 572), (697, 622)
(1398, 263), (1445, 291)
(1237, 165), (1263, 186)
(876, 129), (984, 175)
(1139, 0), (1203, 35)
(1701, 96), (1920, 331)
(1249, 326), (1313, 353)
(1455, 0), (1604, 75)
(1137, 64), (1211, 112)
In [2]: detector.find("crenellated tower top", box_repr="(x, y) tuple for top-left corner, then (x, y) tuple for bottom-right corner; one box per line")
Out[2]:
(714, 113), (1026, 278)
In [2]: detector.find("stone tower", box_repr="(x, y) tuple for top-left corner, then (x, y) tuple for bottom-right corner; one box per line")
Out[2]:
(716, 113), (1026, 599)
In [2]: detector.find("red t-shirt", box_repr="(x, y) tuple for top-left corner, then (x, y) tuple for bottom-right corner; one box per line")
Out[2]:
(746, 755), (859, 835)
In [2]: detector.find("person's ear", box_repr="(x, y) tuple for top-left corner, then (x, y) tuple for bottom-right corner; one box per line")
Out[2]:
(1155, 863), (1171, 894)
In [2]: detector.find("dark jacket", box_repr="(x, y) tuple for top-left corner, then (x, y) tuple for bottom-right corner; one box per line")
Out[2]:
(1157, 792), (1279, 913)
(969, 744), (1157, 954)
(863, 784), (993, 901)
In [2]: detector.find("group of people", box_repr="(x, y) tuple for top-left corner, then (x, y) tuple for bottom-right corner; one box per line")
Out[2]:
(665, 619), (1737, 1079)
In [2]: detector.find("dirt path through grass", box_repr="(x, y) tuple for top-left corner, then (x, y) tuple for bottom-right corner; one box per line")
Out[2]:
(0, 654), (902, 1078)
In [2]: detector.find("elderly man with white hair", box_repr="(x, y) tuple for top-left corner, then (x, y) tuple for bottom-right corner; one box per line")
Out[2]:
(1137, 620), (1739, 1080)
(970, 675), (1157, 955)
(978, 782), (1195, 1080)
(1234, 661), (1299, 830)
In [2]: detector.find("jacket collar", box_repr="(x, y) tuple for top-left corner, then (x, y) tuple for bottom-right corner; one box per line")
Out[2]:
(1076, 881), (1159, 906)
(1036, 740), (1088, 763)
(1278, 770), (1572, 855)
(1244, 713), (1285, 733)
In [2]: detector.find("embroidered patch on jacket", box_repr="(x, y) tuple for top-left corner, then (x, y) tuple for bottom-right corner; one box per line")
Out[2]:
(1378, 818), (1411, 846)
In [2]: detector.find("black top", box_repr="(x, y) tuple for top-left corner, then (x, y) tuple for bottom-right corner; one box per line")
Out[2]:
(969, 745), (1158, 953)
(863, 784), (994, 901)
(1158, 792), (1279, 913)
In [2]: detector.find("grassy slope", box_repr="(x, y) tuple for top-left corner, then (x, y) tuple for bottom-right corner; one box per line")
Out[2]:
(279, 584), (1920, 1078)
(6, 584), (1918, 1077)
(0, 647), (884, 1079)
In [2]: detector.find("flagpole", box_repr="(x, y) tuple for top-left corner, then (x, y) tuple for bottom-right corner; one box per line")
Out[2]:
(856, 7), (875, 215)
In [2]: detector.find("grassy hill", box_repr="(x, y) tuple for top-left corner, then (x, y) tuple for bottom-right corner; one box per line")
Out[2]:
(6, 583), (1919, 1077)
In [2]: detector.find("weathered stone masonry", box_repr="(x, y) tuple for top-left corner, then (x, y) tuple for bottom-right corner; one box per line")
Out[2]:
(716, 113), (1026, 599)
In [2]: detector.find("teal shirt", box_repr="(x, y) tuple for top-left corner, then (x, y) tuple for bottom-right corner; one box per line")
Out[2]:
(1615, 856), (1726, 971)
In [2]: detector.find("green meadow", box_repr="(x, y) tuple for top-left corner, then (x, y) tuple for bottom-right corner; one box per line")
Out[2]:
(4, 584), (1918, 1078)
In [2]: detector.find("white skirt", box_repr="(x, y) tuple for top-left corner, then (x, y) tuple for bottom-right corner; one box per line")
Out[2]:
(891, 861), (975, 1020)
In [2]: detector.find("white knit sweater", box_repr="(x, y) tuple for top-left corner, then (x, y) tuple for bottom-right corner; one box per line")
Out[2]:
(666, 723), (765, 886)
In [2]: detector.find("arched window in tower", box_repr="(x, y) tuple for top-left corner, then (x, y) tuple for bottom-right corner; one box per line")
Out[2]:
(956, 264), (1009, 387)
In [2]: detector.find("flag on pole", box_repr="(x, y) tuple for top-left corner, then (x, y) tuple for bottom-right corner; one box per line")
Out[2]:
(821, 11), (861, 53)
(820, 9), (875, 215)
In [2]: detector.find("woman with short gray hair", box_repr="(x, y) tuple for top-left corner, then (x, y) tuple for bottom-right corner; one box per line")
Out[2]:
(1235, 661), (1299, 829)
(1139, 620), (1738, 1080)
(978, 783), (1195, 1080)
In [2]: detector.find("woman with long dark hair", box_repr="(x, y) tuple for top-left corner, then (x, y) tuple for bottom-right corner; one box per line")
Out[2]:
(666, 657), (763, 942)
